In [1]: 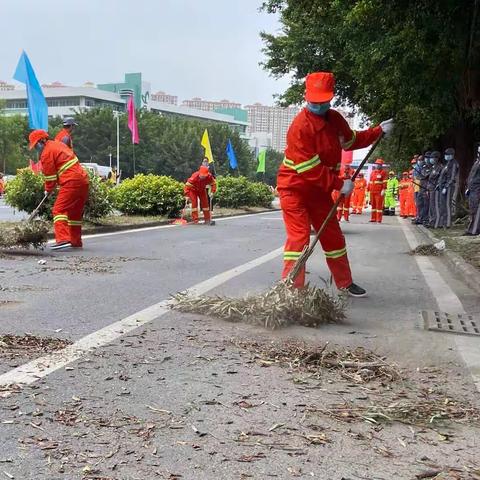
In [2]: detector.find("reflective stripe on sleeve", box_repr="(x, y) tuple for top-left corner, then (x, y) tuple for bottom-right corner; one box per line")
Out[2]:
(44, 174), (57, 181)
(53, 214), (69, 223)
(68, 220), (82, 226)
(341, 130), (357, 149)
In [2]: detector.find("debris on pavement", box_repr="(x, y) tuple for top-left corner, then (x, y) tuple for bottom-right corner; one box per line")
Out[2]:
(310, 397), (480, 427)
(233, 339), (401, 383)
(410, 242), (444, 256)
(171, 281), (346, 329)
(0, 221), (49, 249)
(0, 334), (72, 359)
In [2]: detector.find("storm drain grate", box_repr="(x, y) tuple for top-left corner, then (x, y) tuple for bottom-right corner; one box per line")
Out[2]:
(421, 310), (480, 337)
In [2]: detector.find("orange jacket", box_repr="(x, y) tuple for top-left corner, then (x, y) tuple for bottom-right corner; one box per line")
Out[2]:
(399, 178), (410, 193)
(40, 140), (89, 193)
(0, 178), (4, 194)
(277, 108), (382, 193)
(353, 177), (367, 192)
(184, 171), (216, 194)
(368, 169), (388, 193)
(54, 128), (73, 150)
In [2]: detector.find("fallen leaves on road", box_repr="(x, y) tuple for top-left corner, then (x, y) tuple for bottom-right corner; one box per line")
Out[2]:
(310, 397), (480, 427)
(0, 334), (72, 358)
(410, 243), (443, 256)
(171, 281), (346, 329)
(0, 221), (49, 249)
(233, 339), (400, 383)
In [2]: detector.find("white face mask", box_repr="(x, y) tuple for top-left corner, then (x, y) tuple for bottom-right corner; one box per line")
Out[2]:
(445, 154), (454, 161)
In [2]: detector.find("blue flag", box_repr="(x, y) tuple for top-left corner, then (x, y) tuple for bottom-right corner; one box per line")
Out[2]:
(226, 139), (238, 169)
(13, 51), (48, 130)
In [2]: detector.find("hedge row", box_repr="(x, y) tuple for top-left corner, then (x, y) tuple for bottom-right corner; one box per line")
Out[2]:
(4, 171), (273, 218)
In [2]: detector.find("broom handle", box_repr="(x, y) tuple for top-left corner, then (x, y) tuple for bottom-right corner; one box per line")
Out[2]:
(287, 133), (384, 283)
(27, 192), (49, 223)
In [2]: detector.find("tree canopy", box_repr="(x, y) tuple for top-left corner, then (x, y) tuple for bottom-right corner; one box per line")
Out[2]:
(261, 0), (480, 177)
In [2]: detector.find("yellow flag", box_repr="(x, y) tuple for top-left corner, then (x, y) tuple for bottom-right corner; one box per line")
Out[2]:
(201, 129), (214, 164)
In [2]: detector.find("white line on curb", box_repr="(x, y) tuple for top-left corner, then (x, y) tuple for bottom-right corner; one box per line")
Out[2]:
(399, 219), (480, 391)
(0, 246), (283, 387)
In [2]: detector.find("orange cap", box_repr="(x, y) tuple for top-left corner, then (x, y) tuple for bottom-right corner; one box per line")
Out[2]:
(374, 158), (384, 165)
(410, 159), (416, 164)
(28, 129), (49, 150)
(199, 165), (209, 175)
(305, 72), (335, 103)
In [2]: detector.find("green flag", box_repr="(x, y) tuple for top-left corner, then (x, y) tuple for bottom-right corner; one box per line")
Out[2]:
(256, 149), (266, 173)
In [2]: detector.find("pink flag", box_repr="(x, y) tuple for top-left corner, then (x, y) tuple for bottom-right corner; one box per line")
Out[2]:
(127, 95), (139, 144)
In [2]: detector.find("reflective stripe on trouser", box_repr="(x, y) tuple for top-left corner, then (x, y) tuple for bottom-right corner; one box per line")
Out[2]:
(467, 190), (480, 234)
(370, 192), (385, 222)
(186, 188), (209, 222)
(52, 181), (89, 245)
(350, 190), (365, 213)
(336, 195), (350, 221)
(279, 189), (352, 289)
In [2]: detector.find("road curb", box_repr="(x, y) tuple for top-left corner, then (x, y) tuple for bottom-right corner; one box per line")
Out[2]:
(46, 207), (281, 239)
(418, 225), (480, 295)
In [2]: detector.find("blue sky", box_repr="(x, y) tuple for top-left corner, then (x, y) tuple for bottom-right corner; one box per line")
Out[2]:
(1, 0), (291, 105)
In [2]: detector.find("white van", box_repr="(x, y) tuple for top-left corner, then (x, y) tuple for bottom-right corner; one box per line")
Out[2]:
(81, 163), (113, 180)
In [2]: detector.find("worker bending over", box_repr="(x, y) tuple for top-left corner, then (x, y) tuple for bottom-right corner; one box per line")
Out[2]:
(184, 165), (216, 225)
(28, 130), (89, 250)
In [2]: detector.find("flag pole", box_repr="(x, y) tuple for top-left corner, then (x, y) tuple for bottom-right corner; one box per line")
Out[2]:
(132, 143), (136, 176)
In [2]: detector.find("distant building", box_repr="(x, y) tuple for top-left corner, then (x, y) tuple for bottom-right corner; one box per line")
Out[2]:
(245, 103), (301, 152)
(151, 91), (178, 105)
(182, 97), (241, 112)
(42, 81), (67, 89)
(98, 72), (151, 110)
(0, 80), (14, 91)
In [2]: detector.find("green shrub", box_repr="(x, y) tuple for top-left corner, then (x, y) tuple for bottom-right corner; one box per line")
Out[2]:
(4, 168), (112, 220)
(4, 169), (53, 218)
(215, 176), (274, 208)
(111, 174), (184, 216)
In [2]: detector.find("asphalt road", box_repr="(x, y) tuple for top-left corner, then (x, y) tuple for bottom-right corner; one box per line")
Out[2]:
(1, 210), (479, 479)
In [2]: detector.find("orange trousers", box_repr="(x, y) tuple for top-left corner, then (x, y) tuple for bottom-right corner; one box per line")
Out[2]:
(370, 191), (385, 222)
(399, 190), (408, 217)
(185, 188), (211, 222)
(406, 188), (416, 217)
(279, 188), (352, 289)
(52, 181), (89, 246)
(336, 194), (351, 221)
(351, 190), (365, 213)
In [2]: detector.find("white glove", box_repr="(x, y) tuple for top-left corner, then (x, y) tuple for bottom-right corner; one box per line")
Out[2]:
(380, 190), (385, 196)
(380, 118), (394, 137)
(44, 191), (50, 197)
(340, 179), (354, 196)
(442, 188), (447, 195)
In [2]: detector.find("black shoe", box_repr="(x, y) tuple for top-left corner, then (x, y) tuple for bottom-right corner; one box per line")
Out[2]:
(462, 232), (474, 236)
(50, 241), (72, 251)
(345, 282), (367, 298)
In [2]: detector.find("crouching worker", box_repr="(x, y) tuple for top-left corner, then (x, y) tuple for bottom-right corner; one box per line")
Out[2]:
(28, 130), (89, 250)
(184, 165), (216, 225)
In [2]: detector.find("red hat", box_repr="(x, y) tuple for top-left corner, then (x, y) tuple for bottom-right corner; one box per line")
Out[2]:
(28, 129), (49, 150)
(374, 158), (384, 165)
(199, 165), (209, 175)
(305, 72), (335, 103)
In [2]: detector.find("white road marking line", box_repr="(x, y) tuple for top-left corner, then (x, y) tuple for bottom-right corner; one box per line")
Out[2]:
(0, 246), (284, 387)
(399, 218), (480, 391)
(48, 210), (282, 243)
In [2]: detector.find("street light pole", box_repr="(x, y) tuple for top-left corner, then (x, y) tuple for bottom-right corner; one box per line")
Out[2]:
(116, 112), (120, 178)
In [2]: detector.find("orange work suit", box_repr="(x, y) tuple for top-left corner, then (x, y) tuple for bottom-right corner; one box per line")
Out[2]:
(0, 178), (4, 196)
(398, 178), (410, 217)
(277, 107), (382, 288)
(184, 171), (216, 223)
(351, 178), (367, 214)
(406, 177), (417, 217)
(368, 169), (388, 223)
(40, 140), (89, 246)
(335, 170), (352, 221)
(54, 128), (74, 151)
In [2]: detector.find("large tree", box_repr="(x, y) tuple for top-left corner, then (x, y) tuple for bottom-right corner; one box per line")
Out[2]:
(261, 0), (480, 179)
